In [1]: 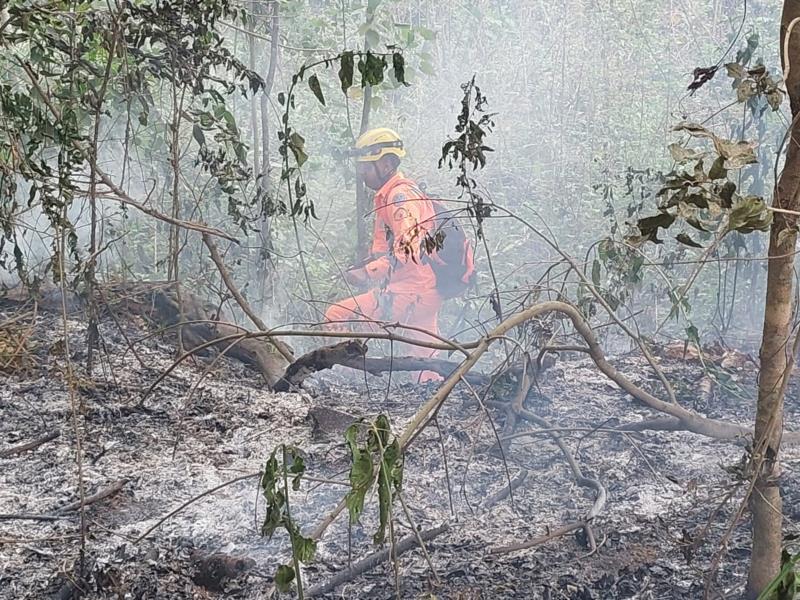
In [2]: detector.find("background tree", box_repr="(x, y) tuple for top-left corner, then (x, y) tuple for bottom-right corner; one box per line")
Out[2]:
(746, 2), (800, 596)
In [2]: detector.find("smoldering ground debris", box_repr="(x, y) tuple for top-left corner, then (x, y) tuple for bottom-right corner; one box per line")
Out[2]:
(2, 307), (800, 598)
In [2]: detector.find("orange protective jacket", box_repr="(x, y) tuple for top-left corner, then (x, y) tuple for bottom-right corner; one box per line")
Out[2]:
(362, 172), (438, 294)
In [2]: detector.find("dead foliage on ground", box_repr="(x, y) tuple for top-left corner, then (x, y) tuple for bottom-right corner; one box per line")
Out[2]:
(1, 300), (799, 599)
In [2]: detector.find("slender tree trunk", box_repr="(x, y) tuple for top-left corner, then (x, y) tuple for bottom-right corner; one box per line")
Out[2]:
(355, 1), (376, 262)
(746, 4), (800, 596)
(248, 2), (260, 179)
(256, 0), (279, 305)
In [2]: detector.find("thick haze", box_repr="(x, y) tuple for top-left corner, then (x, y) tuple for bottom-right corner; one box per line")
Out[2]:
(1, 0), (785, 349)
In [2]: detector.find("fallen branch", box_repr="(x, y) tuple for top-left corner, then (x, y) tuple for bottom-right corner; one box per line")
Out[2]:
(616, 417), (683, 432)
(0, 513), (70, 522)
(202, 233), (293, 362)
(147, 326), (475, 397)
(273, 340), (491, 391)
(274, 339), (367, 391)
(305, 524), (449, 598)
(305, 299), (800, 555)
(0, 430), (60, 458)
(489, 521), (587, 555)
(482, 469), (529, 510)
(106, 283), (288, 390)
(54, 478), (129, 514)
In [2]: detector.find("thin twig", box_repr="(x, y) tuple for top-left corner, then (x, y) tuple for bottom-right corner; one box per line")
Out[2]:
(489, 521), (587, 555)
(55, 479), (129, 514)
(483, 470), (529, 510)
(0, 431), (60, 458)
(135, 472), (259, 542)
(304, 524), (449, 598)
(0, 513), (71, 522)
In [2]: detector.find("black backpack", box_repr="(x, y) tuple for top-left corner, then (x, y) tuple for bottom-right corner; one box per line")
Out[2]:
(425, 200), (477, 298)
(386, 178), (477, 299)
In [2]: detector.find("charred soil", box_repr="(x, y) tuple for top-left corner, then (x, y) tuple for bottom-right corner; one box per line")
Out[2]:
(1, 309), (799, 599)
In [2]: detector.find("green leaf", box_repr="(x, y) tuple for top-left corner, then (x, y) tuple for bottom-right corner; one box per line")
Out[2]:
(289, 453), (305, 490)
(289, 526), (317, 563)
(676, 233), (703, 248)
(359, 52), (387, 86)
(713, 138), (758, 169)
(278, 92), (286, 106)
(719, 181), (737, 207)
(308, 74), (325, 106)
(346, 452), (373, 524)
(192, 124), (205, 146)
(767, 89), (784, 111)
(686, 216), (709, 232)
(693, 159), (707, 183)
(591, 259), (601, 287)
(672, 121), (715, 139)
(736, 80), (755, 103)
(392, 52), (408, 86)
(344, 422), (360, 457)
(288, 132), (308, 167)
(275, 564), (295, 592)
(234, 142), (247, 165)
(708, 156), (727, 180)
(344, 422), (373, 524)
(683, 193), (710, 209)
(636, 212), (676, 244)
(338, 51), (354, 93)
(374, 438), (403, 545)
(728, 196), (772, 233)
(295, 176), (307, 199)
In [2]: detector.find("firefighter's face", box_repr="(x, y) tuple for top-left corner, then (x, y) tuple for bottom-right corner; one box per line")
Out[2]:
(357, 157), (393, 190)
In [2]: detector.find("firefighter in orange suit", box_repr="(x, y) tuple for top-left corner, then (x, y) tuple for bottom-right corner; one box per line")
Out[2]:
(324, 127), (443, 382)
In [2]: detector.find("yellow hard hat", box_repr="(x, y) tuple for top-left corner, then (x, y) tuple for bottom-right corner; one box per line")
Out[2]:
(352, 127), (406, 162)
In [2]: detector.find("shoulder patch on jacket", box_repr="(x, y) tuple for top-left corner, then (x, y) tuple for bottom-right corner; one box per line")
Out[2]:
(392, 192), (407, 205)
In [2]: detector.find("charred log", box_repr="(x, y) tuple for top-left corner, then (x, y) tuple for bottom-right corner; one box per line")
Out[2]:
(274, 339), (490, 391)
(104, 282), (290, 387)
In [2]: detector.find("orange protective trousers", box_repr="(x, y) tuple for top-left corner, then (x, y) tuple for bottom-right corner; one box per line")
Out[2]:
(324, 288), (443, 382)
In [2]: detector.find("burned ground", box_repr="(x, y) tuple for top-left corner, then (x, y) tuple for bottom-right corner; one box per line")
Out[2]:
(1, 310), (799, 599)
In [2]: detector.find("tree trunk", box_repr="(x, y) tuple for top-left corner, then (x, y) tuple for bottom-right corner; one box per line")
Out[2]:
(355, 2), (376, 262)
(746, 4), (800, 596)
(248, 2), (260, 179)
(256, 0), (279, 305)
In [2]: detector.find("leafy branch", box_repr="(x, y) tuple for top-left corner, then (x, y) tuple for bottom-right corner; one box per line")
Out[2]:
(439, 75), (495, 238)
(344, 414), (404, 545)
(274, 49), (407, 221)
(624, 40), (783, 333)
(0, 0), (265, 283)
(260, 445), (316, 597)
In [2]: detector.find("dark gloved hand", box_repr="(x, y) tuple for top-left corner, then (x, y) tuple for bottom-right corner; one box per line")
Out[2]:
(344, 267), (369, 286)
